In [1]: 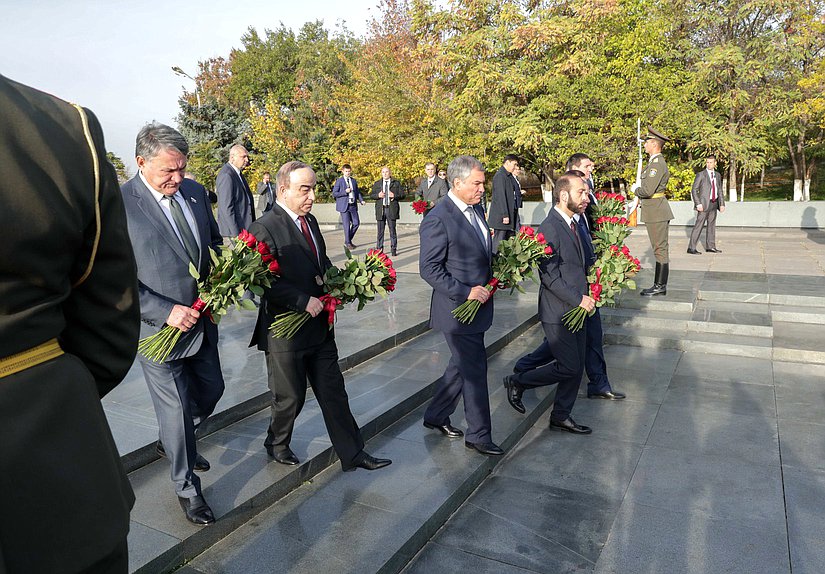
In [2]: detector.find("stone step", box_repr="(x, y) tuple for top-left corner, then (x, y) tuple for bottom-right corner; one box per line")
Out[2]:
(699, 289), (825, 308)
(127, 290), (540, 574)
(600, 306), (773, 338)
(603, 325), (774, 360)
(611, 289), (696, 313)
(175, 326), (555, 574)
(771, 304), (825, 325)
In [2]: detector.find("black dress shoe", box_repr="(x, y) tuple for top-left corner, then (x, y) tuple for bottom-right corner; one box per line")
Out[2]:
(178, 494), (215, 525)
(706, 248), (722, 253)
(156, 441), (210, 472)
(686, 248), (701, 254)
(423, 421), (464, 438)
(265, 446), (300, 465)
(345, 453), (392, 471)
(588, 390), (627, 400)
(549, 417), (592, 434)
(639, 284), (667, 296)
(503, 375), (526, 414)
(464, 441), (505, 456)
(391, 250), (398, 256)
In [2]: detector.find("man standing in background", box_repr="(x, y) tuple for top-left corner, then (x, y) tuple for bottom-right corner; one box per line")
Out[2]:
(216, 144), (255, 239)
(634, 128), (673, 297)
(332, 163), (364, 250)
(488, 154), (524, 252)
(371, 166), (405, 256)
(415, 161), (449, 213)
(256, 171), (275, 217)
(687, 155), (725, 254)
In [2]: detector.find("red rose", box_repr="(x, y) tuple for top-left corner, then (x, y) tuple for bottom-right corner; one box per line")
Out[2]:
(535, 232), (545, 244)
(243, 232), (257, 248)
(610, 245), (619, 252)
(257, 242), (270, 255)
(590, 283), (602, 301)
(621, 245), (630, 255)
(544, 245), (553, 255)
(388, 268), (397, 278)
(262, 253), (274, 263)
(268, 260), (281, 275)
(522, 226), (535, 238)
(238, 229), (249, 242)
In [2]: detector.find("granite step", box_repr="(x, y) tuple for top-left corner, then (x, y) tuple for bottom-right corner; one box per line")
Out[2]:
(600, 306), (773, 338)
(602, 325), (774, 360)
(127, 288), (540, 574)
(173, 326), (556, 574)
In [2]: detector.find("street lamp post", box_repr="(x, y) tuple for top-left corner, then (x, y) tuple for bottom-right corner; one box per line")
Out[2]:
(171, 66), (201, 109)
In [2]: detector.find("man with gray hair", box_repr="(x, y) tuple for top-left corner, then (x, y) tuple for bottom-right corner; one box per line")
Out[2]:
(419, 155), (503, 455)
(216, 144), (255, 239)
(121, 122), (225, 525)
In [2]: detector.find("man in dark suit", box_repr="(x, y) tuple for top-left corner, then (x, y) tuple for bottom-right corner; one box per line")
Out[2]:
(122, 123), (225, 526)
(256, 171), (275, 217)
(415, 162), (449, 213)
(503, 174), (596, 434)
(514, 168), (627, 401)
(419, 155), (502, 456)
(370, 166), (405, 256)
(488, 154), (524, 252)
(0, 74), (139, 574)
(688, 155), (725, 254)
(249, 161), (391, 472)
(216, 144), (255, 239)
(331, 163), (365, 250)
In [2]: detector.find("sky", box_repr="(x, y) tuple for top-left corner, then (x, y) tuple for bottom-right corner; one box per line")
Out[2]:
(0, 0), (377, 173)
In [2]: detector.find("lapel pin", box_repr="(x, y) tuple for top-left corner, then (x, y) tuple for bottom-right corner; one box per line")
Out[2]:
(190, 197), (197, 203)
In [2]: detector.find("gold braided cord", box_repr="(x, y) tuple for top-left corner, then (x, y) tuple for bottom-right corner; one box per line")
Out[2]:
(70, 103), (101, 288)
(0, 339), (64, 379)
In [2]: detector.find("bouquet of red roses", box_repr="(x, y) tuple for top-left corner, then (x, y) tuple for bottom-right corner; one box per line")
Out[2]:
(591, 192), (632, 252)
(412, 199), (430, 215)
(562, 244), (641, 331)
(138, 229), (280, 362)
(269, 248), (397, 338)
(452, 226), (553, 324)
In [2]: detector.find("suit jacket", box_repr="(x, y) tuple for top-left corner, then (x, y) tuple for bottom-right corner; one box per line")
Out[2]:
(416, 176), (449, 205)
(332, 176), (364, 212)
(419, 198), (493, 334)
(691, 169), (725, 211)
(216, 162), (255, 236)
(637, 154), (673, 223)
(249, 204), (334, 352)
(537, 209), (588, 324)
(256, 180), (275, 214)
(122, 176), (222, 360)
(0, 74), (139, 573)
(488, 166), (519, 231)
(370, 178), (405, 220)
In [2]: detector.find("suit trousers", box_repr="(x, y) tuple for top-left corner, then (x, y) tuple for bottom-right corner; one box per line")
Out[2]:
(645, 220), (670, 264)
(80, 538), (128, 574)
(512, 322), (585, 421)
(376, 207), (398, 252)
(688, 201), (719, 250)
(264, 335), (365, 469)
(341, 204), (360, 245)
(139, 339), (225, 498)
(491, 229), (514, 253)
(424, 332), (492, 444)
(513, 310), (610, 394)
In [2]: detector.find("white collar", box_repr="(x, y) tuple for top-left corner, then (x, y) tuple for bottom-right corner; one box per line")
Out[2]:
(554, 205), (575, 227)
(276, 200), (303, 224)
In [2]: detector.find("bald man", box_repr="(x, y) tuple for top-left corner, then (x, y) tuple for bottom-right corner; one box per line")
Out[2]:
(216, 144), (255, 238)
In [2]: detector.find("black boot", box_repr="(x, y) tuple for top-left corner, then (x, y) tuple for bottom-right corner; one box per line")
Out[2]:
(640, 262), (667, 296)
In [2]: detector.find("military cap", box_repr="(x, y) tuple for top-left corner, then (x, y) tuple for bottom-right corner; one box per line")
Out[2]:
(644, 126), (670, 143)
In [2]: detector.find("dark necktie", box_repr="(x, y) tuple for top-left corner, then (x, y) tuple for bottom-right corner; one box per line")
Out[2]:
(710, 172), (717, 201)
(570, 220), (583, 261)
(298, 215), (318, 262)
(384, 181), (390, 206)
(466, 206), (487, 248)
(164, 195), (199, 264)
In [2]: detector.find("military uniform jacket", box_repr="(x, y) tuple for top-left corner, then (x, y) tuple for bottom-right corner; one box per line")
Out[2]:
(637, 154), (674, 223)
(0, 75), (139, 573)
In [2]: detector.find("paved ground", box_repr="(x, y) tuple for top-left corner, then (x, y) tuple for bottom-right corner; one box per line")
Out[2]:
(111, 223), (825, 573)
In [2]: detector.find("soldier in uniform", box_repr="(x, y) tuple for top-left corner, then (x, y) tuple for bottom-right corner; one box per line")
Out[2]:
(633, 127), (673, 296)
(0, 75), (140, 573)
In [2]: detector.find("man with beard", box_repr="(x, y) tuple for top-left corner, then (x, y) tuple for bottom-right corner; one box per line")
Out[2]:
(503, 174), (595, 434)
